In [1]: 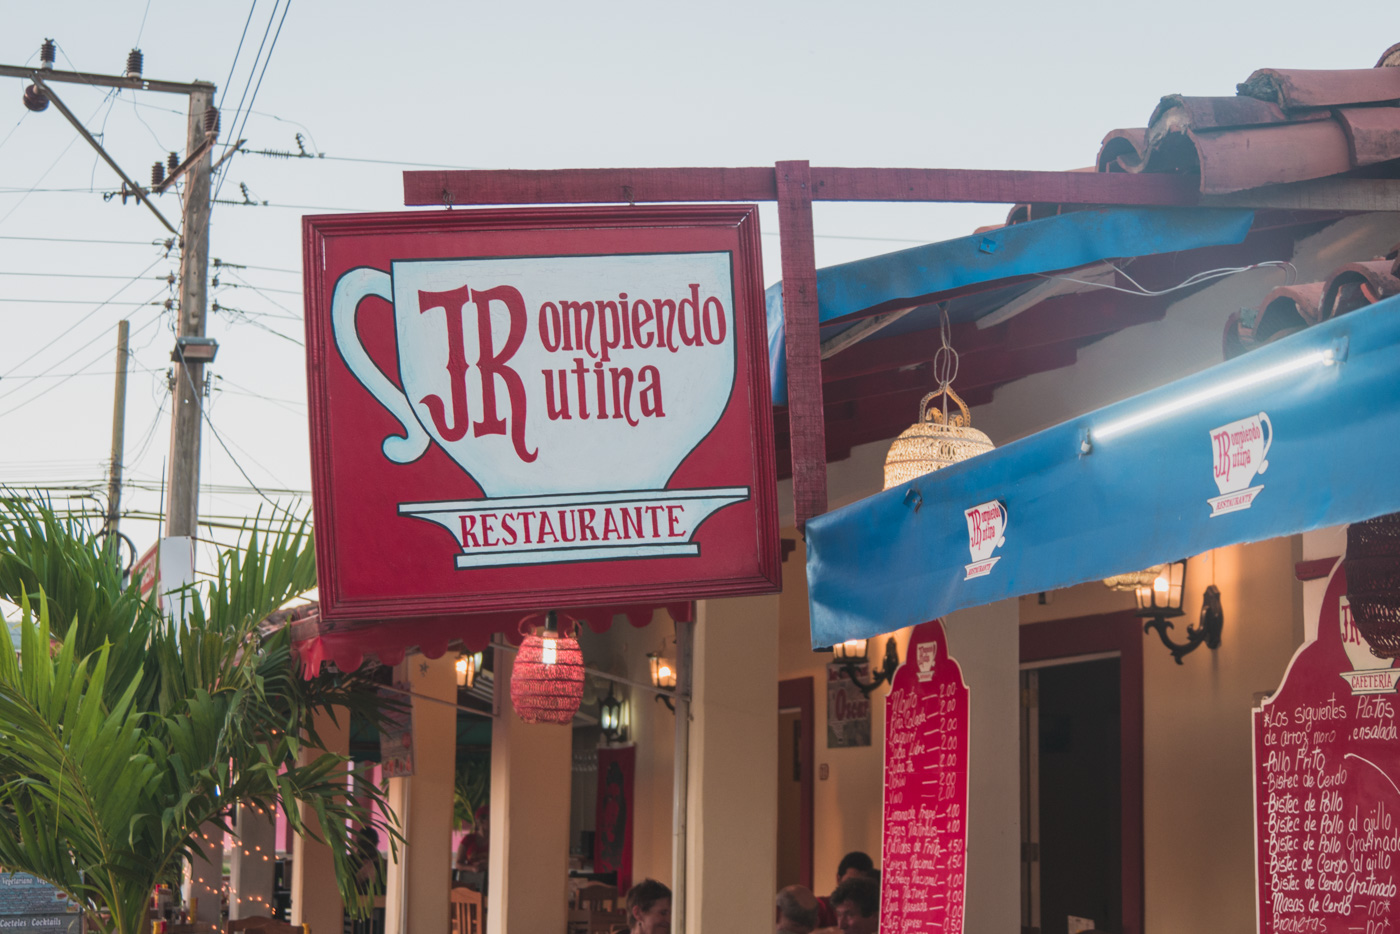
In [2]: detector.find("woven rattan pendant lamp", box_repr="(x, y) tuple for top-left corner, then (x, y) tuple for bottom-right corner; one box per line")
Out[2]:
(883, 308), (995, 490)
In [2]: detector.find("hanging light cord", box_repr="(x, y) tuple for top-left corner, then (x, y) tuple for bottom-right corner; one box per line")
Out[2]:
(1036, 260), (1296, 297)
(931, 303), (959, 422)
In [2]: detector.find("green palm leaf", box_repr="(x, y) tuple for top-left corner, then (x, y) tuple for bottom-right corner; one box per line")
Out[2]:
(0, 498), (399, 934)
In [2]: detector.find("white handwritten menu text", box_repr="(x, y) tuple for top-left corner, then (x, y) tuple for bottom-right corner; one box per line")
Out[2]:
(882, 619), (970, 934)
(1255, 564), (1400, 934)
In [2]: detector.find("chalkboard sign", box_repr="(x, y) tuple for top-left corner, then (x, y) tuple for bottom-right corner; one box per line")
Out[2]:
(1254, 562), (1400, 934)
(881, 619), (969, 934)
(0, 872), (81, 934)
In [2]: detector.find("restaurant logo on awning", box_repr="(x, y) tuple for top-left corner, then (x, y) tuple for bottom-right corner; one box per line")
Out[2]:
(963, 500), (1007, 580)
(1209, 412), (1272, 517)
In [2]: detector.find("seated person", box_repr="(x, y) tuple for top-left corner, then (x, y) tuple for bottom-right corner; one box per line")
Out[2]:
(817, 851), (875, 927)
(830, 876), (879, 934)
(455, 805), (489, 874)
(625, 878), (671, 934)
(776, 884), (821, 933)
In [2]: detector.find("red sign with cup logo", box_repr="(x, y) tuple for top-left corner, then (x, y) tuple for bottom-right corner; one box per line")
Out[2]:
(302, 205), (780, 621)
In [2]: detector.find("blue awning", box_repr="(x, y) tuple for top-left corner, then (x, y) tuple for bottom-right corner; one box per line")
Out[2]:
(805, 295), (1400, 647)
(768, 207), (1255, 404)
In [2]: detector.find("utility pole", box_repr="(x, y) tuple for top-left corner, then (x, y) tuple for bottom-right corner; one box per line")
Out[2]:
(106, 319), (130, 533)
(166, 84), (215, 540)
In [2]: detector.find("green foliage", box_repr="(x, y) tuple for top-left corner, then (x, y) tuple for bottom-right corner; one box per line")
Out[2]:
(0, 498), (399, 934)
(453, 756), (489, 831)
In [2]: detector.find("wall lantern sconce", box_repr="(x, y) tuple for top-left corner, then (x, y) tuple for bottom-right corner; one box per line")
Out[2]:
(599, 685), (626, 742)
(455, 651), (483, 688)
(1131, 559), (1224, 665)
(834, 637), (900, 697)
(648, 652), (677, 712)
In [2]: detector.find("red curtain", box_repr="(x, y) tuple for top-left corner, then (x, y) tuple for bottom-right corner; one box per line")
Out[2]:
(594, 745), (635, 893)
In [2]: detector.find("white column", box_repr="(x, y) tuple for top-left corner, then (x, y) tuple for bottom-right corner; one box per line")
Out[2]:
(943, 599), (1021, 934)
(486, 646), (572, 934)
(291, 707), (350, 932)
(229, 801), (277, 919)
(383, 654), (457, 934)
(685, 594), (780, 934)
(184, 826), (224, 934)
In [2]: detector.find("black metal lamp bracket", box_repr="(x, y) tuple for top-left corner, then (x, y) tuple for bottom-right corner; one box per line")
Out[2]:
(841, 638), (901, 697)
(1144, 585), (1224, 665)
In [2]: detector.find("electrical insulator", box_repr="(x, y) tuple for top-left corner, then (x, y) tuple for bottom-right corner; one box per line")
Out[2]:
(204, 106), (219, 135)
(22, 85), (48, 112)
(39, 39), (55, 69)
(167, 152), (179, 172)
(125, 49), (143, 77)
(151, 162), (165, 187)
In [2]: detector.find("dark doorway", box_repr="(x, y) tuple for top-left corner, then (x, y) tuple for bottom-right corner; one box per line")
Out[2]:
(777, 677), (814, 891)
(1023, 658), (1121, 934)
(1021, 611), (1143, 934)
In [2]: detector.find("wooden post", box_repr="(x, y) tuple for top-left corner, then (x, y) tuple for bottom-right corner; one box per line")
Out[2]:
(774, 161), (827, 526)
(166, 85), (213, 539)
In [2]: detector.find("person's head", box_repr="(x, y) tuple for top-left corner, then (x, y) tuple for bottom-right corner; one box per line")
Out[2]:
(830, 876), (879, 934)
(775, 884), (819, 933)
(626, 879), (671, 934)
(836, 851), (875, 885)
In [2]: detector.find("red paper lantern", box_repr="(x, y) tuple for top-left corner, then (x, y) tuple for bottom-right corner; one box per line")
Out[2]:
(510, 616), (585, 725)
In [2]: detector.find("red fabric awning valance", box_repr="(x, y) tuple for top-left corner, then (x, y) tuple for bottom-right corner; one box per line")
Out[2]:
(290, 602), (694, 678)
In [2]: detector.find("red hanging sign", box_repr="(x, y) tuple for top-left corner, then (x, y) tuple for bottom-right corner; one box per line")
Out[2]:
(881, 619), (969, 933)
(1254, 562), (1400, 934)
(302, 206), (780, 621)
(595, 744), (635, 892)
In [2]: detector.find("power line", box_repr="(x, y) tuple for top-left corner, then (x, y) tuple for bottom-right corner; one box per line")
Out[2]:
(0, 310), (163, 418)
(216, 0), (291, 201)
(134, 0), (154, 47)
(0, 257), (168, 381)
(214, 279), (300, 296)
(0, 297), (167, 304)
(175, 361), (292, 514)
(0, 270), (174, 281)
(0, 234), (167, 246)
(218, 1), (260, 120)
(221, 268), (300, 309)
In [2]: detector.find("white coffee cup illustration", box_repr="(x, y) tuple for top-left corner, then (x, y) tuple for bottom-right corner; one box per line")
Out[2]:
(330, 253), (736, 497)
(1210, 412), (1272, 497)
(964, 500), (1008, 563)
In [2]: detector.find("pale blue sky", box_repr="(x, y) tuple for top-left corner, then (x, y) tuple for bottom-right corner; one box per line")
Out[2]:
(0, 0), (1386, 560)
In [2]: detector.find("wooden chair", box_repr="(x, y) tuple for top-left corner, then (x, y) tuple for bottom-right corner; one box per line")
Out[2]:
(450, 885), (483, 934)
(573, 883), (618, 912)
(226, 917), (309, 934)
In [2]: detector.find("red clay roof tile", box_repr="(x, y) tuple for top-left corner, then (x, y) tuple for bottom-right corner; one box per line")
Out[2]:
(1237, 67), (1400, 109)
(1096, 43), (1400, 195)
(1336, 107), (1400, 166)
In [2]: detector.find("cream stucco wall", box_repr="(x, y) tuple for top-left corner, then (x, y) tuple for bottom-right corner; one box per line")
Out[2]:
(1138, 538), (1303, 934)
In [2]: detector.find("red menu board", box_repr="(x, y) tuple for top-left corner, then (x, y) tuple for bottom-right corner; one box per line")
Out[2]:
(882, 619), (970, 933)
(1254, 562), (1400, 934)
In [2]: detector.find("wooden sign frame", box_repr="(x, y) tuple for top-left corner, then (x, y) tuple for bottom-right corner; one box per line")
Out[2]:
(303, 205), (780, 622)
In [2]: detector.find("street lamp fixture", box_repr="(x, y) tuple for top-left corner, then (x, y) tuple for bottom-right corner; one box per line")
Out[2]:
(834, 637), (900, 697)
